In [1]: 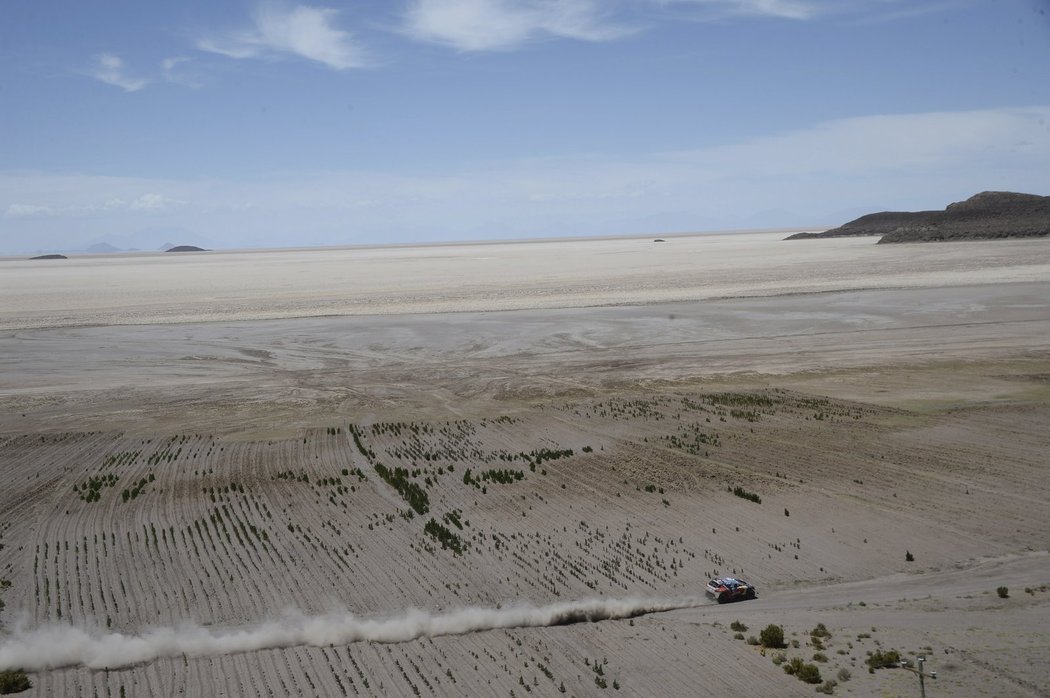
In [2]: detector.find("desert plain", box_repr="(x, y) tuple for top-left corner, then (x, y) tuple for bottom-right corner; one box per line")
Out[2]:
(1, 231), (1049, 697)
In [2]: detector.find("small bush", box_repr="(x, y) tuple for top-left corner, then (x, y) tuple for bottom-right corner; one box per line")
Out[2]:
(811, 623), (831, 638)
(905, 550), (914, 562)
(733, 632), (744, 640)
(996, 586), (1009, 599)
(746, 635), (759, 646)
(796, 664), (822, 684)
(866, 649), (901, 671)
(0, 671), (32, 694)
(812, 652), (828, 663)
(760, 624), (785, 649)
(836, 668), (851, 682)
(815, 679), (838, 694)
(730, 620), (748, 632)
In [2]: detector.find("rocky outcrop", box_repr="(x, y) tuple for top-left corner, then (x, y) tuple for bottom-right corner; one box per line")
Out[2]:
(165, 245), (208, 252)
(786, 192), (1050, 243)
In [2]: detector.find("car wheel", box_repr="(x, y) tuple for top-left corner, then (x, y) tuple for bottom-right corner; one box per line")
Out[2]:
(717, 593), (728, 604)
(746, 588), (756, 600)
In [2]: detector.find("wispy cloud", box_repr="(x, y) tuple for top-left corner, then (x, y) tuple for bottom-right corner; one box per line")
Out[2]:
(127, 193), (187, 211)
(87, 53), (150, 92)
(649, 0), (959, 22)
(650, 0), (818, 20)
(4, 193), (186, 219)
(196, 4), (367, 69)
(5, 203), (57, 218)
(401, 0), (632, 52)
(160, 57), (205, 88)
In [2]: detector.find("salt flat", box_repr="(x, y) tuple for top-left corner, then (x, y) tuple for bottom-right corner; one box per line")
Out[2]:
(3, 232), (1050, 329)
(1, 234), (1049, 697)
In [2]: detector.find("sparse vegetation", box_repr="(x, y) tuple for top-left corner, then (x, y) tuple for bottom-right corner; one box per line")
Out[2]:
(374, 463), (430, 514)
(731, 486), (761, 504)
(424, 518), (466, 555)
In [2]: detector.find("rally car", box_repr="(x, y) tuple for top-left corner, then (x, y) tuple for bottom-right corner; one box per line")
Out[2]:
(706, 576), (757, 603)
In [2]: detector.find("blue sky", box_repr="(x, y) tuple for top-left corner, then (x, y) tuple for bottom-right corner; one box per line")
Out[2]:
(2, 0), (1049, 252)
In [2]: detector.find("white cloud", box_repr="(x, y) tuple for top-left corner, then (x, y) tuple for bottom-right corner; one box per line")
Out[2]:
(87, 53), (150, 92)
(3, 192), (187, 220)
(651, 0), (817, 19)
(5, 204), (57, 218)
(668, 106), (1050, 177)
(648, 0), (959, 22)
(196, 4), (367, 69)
(399, 1), (955, 52)
(128, 193), (186, 211)
(402, 0), (632, 51)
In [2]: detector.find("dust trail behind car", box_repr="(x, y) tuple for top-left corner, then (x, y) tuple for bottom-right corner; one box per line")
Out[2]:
(0, 595), (708, 672)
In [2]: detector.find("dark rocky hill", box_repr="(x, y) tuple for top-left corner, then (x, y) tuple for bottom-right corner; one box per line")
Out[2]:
(786, 192), (1050, 243)
(29, 254), (68, 260)
(165, 245), (208, 252)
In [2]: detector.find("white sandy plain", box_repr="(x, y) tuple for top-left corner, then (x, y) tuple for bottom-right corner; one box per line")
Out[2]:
(3, 232), (1050, 329)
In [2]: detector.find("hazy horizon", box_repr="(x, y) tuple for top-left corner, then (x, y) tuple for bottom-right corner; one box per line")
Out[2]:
(12, 224), (815, 256)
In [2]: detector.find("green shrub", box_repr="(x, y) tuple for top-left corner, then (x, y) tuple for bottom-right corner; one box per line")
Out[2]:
(866, 649), (900, 671)
(0, 671), (32, 694)
(374, 463), (429, 514)
(423, 518), (465, 555)
(836, 668), (851, 682)
(733, 632), (744, 640)
(812, 652), (828, 663)
(905, 550), (914, 562)
(730, 620), (748, 632)
(815, 679), (837, 694)
(732, 486), (761, 503)
(796, 664), (822, 684)
(811, 623), (831, 638)
(996, 586), (1009, 599)
(760, 624), (785, 649)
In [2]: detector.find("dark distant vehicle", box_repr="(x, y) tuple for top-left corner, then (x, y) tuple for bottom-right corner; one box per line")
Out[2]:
(706, 576), (756, 603)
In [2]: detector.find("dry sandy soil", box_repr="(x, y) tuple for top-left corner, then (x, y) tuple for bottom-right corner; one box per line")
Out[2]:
(1, 233), (1049, 697)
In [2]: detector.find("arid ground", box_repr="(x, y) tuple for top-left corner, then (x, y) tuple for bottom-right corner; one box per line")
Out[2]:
(1, 233), (1049, 697)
